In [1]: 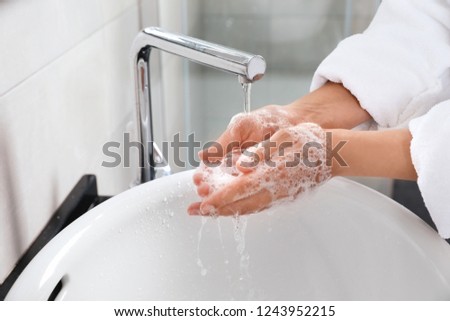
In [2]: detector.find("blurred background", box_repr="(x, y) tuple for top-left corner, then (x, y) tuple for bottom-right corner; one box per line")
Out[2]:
(0, 0), (385, 284)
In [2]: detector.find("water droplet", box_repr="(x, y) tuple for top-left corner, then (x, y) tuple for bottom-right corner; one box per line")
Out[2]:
(225, 17), (234, 29)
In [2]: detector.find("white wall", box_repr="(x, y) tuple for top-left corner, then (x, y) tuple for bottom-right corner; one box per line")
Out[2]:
(0, 0), (150, 283)
(0, 0), (203, 285)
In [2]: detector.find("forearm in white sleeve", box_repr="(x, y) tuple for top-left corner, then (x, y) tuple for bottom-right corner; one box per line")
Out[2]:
(311, 0), (450, 128)
(409, 100), (450, 238)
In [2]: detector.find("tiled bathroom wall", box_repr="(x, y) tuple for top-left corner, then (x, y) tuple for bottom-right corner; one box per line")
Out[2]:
(0, 0), (157, 283)
(0, 0), (203, 285)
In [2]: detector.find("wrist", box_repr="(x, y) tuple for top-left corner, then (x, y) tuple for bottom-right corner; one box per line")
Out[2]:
(284, 82), (371, 129)
(283, 102), (332, 128)
(325, 129), (350, 177)
(325, 128), (417, 180)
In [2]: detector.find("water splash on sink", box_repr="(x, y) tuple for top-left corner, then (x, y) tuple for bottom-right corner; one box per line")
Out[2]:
(196, 216), (208, 277)
(231, 214), (254, 299)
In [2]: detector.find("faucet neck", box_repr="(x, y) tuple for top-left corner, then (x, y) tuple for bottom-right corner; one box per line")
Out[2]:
(131, 27), (266, 184)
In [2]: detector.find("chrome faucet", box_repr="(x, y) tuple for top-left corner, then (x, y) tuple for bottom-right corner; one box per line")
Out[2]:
(131, 27), (266, 184)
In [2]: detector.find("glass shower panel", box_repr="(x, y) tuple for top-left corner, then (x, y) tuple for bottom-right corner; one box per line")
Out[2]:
(179, 0), (390, 196)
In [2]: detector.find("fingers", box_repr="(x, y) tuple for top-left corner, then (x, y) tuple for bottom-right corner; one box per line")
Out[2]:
(193, 171), (211, 197)
(236, 128), (295, 173)
(198, 107), (292, 162)
(187, 202), (201, 215)
(236, 145), (261, 173)
(189, 122), (328, 218)
(263, 128), (296, 159)
(192, 128), (299, 215)
(197, 183), (210, 197)
(199, 130), (239, 162)
(199, 174), (258, 213)
(198, 113), (259, 162)
(216, 189), (272, 215)
(193, 171), (203, 186)
(189, 189), (272, 216)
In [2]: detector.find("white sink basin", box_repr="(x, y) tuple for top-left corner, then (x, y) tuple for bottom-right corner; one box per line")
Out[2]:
(6, 170), (450, 300)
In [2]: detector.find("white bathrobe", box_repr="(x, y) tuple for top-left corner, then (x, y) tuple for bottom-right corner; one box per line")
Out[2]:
(311, 0), (450, 237)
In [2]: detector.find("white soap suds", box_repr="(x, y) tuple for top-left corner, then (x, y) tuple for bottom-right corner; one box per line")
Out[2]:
(228, 108), (293, 143)
(196, 122), (331, 214)
(253, 123), (332, 201)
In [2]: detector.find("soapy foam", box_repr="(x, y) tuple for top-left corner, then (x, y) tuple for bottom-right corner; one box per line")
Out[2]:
(227, 108), (293, 149)
(256, 123), (331, 201)
(194, 123), (330, 287)
(196, 149), (241, 193)
(196, 122), (331, 214)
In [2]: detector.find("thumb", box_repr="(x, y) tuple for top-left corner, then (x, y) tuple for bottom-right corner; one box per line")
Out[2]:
(236, 145), (262, 173)
(199, 129), (240, 162)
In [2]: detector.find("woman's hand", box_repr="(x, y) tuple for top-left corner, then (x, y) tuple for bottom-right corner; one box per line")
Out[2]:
(200, 82), (372, 163)
(189, 123), (332, 216)
(189, 82), (375, 216)
(199, 105), (296, 161)
(189, 126), (418, 216)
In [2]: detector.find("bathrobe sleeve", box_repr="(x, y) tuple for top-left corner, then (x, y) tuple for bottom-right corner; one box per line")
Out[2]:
(311, 0), (450, 237)
(409, 101), (450, 238)
(311, 0), (450, 128)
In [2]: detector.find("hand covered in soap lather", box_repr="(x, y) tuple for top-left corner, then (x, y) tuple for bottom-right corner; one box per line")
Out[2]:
(188, 82), (418, 217)
(198, 105), (296, 162)
(188, 123), (332, 216)
(198, 82), (374, 164)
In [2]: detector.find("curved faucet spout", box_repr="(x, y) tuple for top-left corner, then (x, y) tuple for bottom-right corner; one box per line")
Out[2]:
(131, 27), (266, 184)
